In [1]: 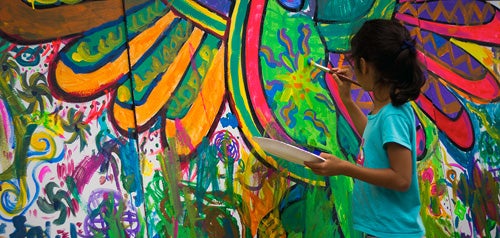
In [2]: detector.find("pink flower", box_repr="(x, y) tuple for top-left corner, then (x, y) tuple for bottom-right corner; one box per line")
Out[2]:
(422, 168), (434, 182)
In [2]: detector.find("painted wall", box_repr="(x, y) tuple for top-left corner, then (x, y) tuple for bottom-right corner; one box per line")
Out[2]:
(0, 0), (499, 237)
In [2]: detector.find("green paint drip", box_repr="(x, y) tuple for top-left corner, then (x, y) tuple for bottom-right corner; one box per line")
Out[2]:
(222, 132), (235, 200)
(183, 186), (200, 237)
(161, 139), (183, 221)
(278, 185), (355, 237)
(454, 200), (466, 220)
(144, 172), (170, 236)
(194, 138), (220, 208)
(103, 192), (126, 238)
(304, 186), (338, 237)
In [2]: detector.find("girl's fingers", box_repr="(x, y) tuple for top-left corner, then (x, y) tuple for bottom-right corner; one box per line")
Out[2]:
(319, 152), (330, 159)
(332, 73), (351, 88)
(304, 160), (323, 167)
(330, 68), (351, 81)
(337, 66), (354, 77)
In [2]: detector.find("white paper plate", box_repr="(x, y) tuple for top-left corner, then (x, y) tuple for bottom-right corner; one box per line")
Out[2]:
(253, 137), (325, 165)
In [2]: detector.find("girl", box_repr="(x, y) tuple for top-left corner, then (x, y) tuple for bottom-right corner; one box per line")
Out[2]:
(304, 19), (426, 237)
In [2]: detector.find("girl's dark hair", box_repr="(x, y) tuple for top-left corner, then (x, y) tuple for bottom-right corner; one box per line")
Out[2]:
(350, 19), (425, 106)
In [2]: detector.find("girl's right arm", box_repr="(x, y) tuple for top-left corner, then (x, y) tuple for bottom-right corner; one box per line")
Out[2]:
(331, 68), (367, 135)
(305, 149), (412, 192)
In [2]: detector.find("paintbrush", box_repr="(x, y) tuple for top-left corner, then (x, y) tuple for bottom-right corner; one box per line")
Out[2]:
(308, 59), (361, 87)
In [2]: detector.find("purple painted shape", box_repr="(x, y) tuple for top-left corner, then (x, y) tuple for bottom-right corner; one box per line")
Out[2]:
(449, 42), (484, 74)
(72, 154), (106, 193)
(422, 78), (460, 119)
(398, 1), (494, 24)
(71, 139), (121, 193)
(84, 190), (140, 236)
(351, 89), (372, 115)
(195, 0), (232, 16)
(415, 29), (483, 76)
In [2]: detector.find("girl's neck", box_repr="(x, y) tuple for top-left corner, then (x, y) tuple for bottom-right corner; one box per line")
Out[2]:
(372, 98), (391, 114)
(371, 85), (391, 114)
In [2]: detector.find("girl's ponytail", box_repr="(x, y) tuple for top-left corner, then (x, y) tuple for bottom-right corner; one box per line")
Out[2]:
(389, 38), (425, 106)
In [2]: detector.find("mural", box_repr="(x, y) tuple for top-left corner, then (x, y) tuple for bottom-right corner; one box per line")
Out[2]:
(0, 0), (498, 237)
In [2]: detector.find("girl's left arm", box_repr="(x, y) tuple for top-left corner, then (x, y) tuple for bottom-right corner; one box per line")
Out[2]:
(384, 142), (412, 191)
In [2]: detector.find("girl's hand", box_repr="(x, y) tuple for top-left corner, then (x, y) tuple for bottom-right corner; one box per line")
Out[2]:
(330, 67), (354, 102)
(304, 152), (348, 176)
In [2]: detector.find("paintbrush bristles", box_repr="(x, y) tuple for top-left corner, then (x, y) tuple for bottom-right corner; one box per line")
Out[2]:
(308, 59), (332, 73)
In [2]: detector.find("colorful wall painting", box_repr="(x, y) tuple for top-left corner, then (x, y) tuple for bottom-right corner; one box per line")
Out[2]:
(0, 0), (499, 237)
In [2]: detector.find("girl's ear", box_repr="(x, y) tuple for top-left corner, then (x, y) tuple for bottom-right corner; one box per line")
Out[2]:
(359, 57), (376, 77)
(359, 57), (368, 74)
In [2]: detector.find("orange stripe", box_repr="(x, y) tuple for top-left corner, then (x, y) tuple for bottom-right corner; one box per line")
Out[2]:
(129, 11), (177, 65)
(166, 44), (225, 155)
(112, 100), (136, 131)
(55, 12), (178, 97)
(55, 53), (129, 97)
(113, 28), (205, 129)
(134, 28), (205, 125)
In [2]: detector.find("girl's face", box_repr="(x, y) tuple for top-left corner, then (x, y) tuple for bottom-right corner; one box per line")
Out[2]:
(350, 57), (375, 92)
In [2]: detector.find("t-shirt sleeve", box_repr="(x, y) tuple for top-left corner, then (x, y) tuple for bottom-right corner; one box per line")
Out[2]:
(382, 114), (412, 150)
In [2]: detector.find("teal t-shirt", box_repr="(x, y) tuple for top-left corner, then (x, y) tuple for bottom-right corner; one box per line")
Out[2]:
(352, 102), (424, 237)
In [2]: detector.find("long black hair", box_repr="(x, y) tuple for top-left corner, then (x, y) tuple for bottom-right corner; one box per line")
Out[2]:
(350, 19), (425, 106)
